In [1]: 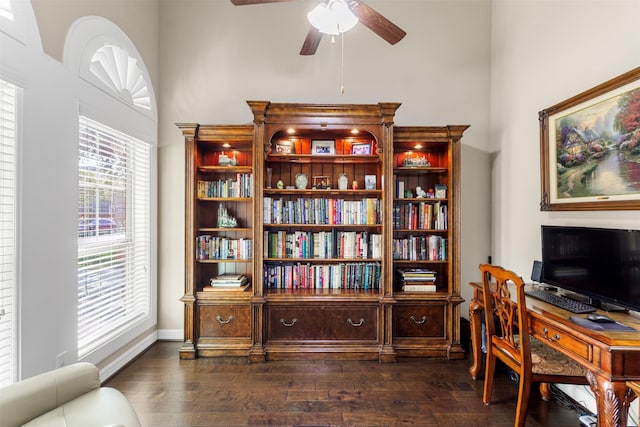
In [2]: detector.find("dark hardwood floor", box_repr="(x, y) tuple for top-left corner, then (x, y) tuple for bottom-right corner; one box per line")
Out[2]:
(105, 341), (584, 427)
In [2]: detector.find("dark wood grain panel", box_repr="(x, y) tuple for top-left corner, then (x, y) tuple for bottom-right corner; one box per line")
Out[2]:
(266, 305), (378, 342)
(393, 303), (445, 338)
(199, 304), (251, 338)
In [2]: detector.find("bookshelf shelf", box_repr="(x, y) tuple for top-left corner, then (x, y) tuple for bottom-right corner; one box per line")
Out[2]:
(199, 165), (253, 173)
(266, 154), (379, 164)
(178, 104), (468, 362)
(198, 197), (252, 202)
(199, 227), (252, 233)
(394, 166), (448, 174)
(264, 224), (381, 229)
(393, 229), (448, 233)
(264, 257), (383, 262)
(264, 189), (382, 196)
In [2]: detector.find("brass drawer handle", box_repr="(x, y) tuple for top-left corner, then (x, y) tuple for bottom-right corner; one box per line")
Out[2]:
(280, 318), (298, 327)
(216, 315), (234, 324)
(347, 318), (365, 327)
(410, 315), (427, 324)
(542, 327), (561, 341)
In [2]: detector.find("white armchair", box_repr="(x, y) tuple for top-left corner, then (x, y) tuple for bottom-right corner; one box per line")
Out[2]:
(0, 362), (141, 427)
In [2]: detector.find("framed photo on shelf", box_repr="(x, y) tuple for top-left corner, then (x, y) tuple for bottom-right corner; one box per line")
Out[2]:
(539, 66), (640, 211)
(274, 139), (295, 154)
(312, 175), (331, 189)
(364, 174), (376, 190)
(351, 142), (371, 155)
(311, 139), (335, 155)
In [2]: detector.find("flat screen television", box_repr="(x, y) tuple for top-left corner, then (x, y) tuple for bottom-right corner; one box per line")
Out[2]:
(540, 225), (640, 312)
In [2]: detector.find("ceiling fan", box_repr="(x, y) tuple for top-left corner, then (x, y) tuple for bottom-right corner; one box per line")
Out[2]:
(230, 0), (406, 55)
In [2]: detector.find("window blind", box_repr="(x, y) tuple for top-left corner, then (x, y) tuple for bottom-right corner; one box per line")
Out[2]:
(78, 116), (150, 357)
(0, 79), (17, 386)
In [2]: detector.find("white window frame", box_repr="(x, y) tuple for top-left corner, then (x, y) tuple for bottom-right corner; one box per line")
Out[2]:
(0, 77), (19, 387)
(66, 16), (157, 368)
(78, 116), (151, 358)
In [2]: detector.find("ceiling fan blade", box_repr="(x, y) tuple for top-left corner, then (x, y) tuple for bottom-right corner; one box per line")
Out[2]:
(349, 1), (406, 45)
(300, 26), (323, 55)
(231, 0), (295, 5)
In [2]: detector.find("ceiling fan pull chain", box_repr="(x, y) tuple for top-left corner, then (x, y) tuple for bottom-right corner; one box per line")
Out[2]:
(340, 32), (345, 94)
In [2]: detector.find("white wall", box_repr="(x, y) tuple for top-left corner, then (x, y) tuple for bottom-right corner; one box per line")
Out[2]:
(2, 0), (159, 380)
(490, 0), (640, 271)
(157, 0), (493, 333)
(490, 0), (640, 422)
(16, 0), (492, 374)
(1, 1), (84, 379)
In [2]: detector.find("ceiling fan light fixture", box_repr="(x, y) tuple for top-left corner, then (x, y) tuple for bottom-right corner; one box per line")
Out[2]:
(307, 0), (358, 35)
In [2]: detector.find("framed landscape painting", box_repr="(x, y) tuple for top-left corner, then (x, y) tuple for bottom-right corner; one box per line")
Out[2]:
(539, 66), (640, 211)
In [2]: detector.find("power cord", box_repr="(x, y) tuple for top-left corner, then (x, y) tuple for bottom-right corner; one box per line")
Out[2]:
(550, 384), (639, 427)
(549, 384), (589, 413)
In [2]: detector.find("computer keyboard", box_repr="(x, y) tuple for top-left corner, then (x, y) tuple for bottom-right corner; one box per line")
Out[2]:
(524, 289), (596, 314)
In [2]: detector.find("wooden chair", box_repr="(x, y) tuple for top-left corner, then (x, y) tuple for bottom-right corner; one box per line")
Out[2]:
(480, 264), (589, 427)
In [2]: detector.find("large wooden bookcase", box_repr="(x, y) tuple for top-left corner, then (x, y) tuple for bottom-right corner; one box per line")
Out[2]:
(178, 102), (468, 362)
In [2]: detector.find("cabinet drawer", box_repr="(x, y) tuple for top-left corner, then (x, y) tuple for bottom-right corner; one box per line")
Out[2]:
(393, 304), (445, 338)
(266, 305), (379, 342)
(199, 304), (251, 338)
(530, 316), (592, 362)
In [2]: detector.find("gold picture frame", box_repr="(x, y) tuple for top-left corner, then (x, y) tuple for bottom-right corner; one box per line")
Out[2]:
(539, 66), (640, 211)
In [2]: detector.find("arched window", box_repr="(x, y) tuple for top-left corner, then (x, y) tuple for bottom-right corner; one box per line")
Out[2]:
(65, 16), (157, 363)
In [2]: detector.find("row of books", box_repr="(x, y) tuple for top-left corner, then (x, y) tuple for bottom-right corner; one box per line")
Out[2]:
(263, 197), (381, 225)
(263, 262), (381, 290)
(264, 230), (382, 259)
(392, 235), (447, 261)
(197, 174), (253, 198)
(196, 235), (252, 260)
(397, 268), (439, 292)
(392, 202), (447, 230)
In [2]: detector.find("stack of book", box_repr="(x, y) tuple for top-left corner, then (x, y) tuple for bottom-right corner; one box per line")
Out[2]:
(397, 268), (437, 292)
(204, 274), (250, 291)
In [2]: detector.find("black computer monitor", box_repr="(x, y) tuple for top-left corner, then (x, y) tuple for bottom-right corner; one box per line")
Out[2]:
(541, 225), (640, 312)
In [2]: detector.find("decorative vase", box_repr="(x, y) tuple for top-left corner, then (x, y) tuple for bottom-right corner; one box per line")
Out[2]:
(338, 173), (348, 190)
(295, 173), (308, 190)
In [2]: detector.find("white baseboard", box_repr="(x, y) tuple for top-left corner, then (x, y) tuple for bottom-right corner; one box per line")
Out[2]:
(98, 329), (182, 382)
(158, 328), (183, 341)
(99, 331), (158, 382)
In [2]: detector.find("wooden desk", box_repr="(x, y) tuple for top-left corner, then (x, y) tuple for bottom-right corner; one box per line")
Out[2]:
(468, 281), (640, 427)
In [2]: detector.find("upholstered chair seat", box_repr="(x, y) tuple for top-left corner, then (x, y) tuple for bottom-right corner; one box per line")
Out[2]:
(529, 337), (588, 377)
